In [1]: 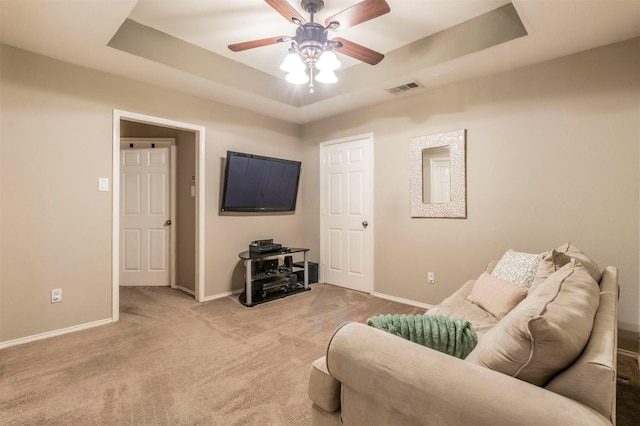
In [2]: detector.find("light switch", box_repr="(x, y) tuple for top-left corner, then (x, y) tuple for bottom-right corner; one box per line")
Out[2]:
(98, 178), (109, 192)
(191, 186), (195, 197)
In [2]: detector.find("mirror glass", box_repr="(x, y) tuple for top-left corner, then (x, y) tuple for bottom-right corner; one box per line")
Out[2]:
(409, 129), (466, 218)
(422, 147), (451, 204)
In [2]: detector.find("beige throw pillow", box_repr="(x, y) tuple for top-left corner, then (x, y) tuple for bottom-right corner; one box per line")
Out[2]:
(467, 273), (528, 320)
(466, 259), (600, 386)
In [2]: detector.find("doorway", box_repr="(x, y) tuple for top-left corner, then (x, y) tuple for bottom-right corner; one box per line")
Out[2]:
(319, 134), (374, 293)
(112, 110), (206, 322)
(120, 141), (175, 287)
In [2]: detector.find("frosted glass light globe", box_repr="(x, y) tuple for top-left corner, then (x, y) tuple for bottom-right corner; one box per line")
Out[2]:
(316, 50), (341, 71)
(286, 69), (310, 84)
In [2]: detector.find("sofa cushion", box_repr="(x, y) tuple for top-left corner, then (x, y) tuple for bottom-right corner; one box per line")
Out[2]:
(531, 244), (601, 292)
(529, 249), (572, 292)
(544, 267), (618, 422)
(467, 273), (528, 320)
(428, 280), (498, 336)
(466, 259), (600, 386)
(555, 242), (601, 282)
(491, 249), (547, 288)
(308, 356), (341, 412)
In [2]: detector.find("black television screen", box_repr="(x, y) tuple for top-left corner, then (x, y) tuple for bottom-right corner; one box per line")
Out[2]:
(221, 151), (302, 212)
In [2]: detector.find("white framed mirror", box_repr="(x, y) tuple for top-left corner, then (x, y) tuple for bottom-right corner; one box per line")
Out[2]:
(409, 129), (466, 218)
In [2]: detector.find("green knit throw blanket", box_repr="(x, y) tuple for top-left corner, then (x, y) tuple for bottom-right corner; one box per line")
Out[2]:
(366, 314), (478, 359)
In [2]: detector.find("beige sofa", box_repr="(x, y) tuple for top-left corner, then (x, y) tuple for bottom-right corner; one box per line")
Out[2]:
(309, 245), (618, 425)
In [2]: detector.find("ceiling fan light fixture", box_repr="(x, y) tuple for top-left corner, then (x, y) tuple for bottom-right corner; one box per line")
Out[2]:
(280, 48), (306, 72)
(316, 50), (341, 71)
(286, 69), (310, 84)
(227, 0), (390, 92)
(315, 68), (338, 84)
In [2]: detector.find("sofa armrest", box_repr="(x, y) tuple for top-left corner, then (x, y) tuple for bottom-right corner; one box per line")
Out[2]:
(309, 356), (341, 412)
(326, 322), (611, 426)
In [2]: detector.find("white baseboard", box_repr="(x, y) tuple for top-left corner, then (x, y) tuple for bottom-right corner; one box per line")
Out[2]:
(0, 318), (112, 349)
(372, 291), (433, 310)
(200, 288), (243, 302)
(175, 285), (195, 296)
(618, 348), (639, 358)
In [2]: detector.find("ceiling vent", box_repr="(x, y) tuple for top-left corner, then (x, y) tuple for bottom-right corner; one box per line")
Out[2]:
(385, 80), (423, 95)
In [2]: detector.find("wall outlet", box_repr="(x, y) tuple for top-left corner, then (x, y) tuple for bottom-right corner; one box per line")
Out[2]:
(98, 177), (109, 192)
(51, 288), (62, 303)
(427, 272), (435, 284)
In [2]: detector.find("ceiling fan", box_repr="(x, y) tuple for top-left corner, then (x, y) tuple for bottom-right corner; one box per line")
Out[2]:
(228, 0), (391, 92)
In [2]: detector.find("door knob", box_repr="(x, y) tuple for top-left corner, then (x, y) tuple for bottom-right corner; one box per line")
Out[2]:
(165, 220), (172, 226)
(362, 221), (368, 228)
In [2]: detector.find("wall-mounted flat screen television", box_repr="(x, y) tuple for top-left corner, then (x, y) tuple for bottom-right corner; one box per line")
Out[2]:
(220, 151), (302, 212)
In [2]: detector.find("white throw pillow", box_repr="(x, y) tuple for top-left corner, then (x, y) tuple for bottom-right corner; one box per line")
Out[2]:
(491, 249), (548, 288)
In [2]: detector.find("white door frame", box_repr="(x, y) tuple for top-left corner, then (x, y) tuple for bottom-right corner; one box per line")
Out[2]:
(120, 138), (176, 288)
(319, 133), (374, 293)
(112, 110), (206, 321)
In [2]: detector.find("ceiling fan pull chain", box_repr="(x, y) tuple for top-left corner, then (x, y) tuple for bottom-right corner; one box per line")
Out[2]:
(309, 67), (315, 93)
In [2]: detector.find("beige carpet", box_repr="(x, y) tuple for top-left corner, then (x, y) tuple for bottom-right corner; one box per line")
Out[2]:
(1, 284), (422, 425)
(2, 284), (638, 425)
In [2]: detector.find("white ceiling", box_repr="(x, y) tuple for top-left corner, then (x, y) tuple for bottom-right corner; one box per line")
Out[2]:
(1, 0), (639, 124)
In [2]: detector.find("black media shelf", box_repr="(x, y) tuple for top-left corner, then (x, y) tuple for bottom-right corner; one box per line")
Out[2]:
(238, 247), (311, 307)
(238, 285), (311, 307)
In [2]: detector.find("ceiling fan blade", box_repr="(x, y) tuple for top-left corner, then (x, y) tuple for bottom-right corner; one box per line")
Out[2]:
(265, 0), (307, 24)
(228, 36), (290, 52)
(332, 37), (384, 65)
(325, 0), (390, 31)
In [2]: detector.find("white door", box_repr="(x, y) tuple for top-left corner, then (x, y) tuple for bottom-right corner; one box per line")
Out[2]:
(430, 157), (451, 203)
(120, 147), (171, 286)
(321, 135), (373, 293)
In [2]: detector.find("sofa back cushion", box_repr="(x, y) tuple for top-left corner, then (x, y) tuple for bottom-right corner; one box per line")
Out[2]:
(544, 266), (618, 423)
(466, 259), (600, 386)
(531, 243), (601, 291)
(529, 249), (572, 292)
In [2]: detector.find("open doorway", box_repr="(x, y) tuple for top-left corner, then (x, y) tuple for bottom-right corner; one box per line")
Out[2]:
(119, 137), (176, 289)
(112, 110), (205, 322)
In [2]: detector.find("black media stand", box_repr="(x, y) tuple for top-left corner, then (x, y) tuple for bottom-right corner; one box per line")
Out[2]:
(238, 247), (311, 307)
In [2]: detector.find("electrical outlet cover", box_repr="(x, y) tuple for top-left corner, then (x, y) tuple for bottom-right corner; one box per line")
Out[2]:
(51, 288), (62, 303)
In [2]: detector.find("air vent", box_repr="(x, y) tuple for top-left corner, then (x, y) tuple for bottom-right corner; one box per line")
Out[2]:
(385, 80), (423, 95)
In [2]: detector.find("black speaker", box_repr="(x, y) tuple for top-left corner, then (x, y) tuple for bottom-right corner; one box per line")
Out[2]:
(293, 261), (318, 283)
(284, 255), (293, 268)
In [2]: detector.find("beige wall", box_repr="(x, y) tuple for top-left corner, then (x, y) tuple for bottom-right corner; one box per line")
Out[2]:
(1, 37), (639, 344)
(0, 45), (302, 342)
(301, 38), (640, 332)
